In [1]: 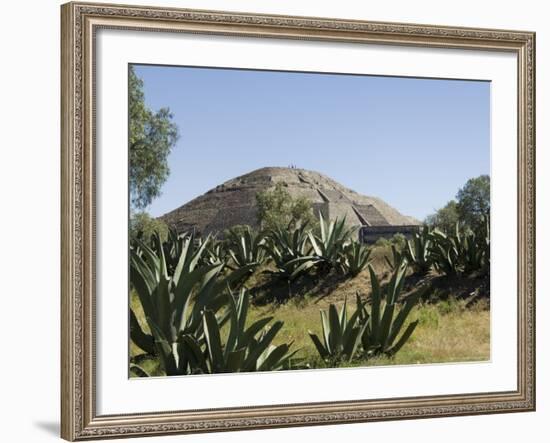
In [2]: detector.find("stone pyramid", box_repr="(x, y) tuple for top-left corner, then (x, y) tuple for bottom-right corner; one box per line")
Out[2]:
(159, 167), (420, 236)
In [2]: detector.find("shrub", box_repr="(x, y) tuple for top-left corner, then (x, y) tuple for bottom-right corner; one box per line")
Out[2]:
(256, 182), (317, 231)
(129, 212), (169, 242)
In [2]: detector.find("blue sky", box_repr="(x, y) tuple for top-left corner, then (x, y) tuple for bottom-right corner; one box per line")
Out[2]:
(133, 64), (490, 221)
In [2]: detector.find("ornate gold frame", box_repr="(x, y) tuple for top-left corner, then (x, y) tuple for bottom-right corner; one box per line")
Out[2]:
(61, 2), (536, 440)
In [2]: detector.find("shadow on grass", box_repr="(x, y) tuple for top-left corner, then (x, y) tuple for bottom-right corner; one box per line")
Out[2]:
(249, 269), (349, 306)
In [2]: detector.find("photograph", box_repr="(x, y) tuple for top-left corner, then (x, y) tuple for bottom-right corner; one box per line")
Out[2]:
(57, 2), (536, 440)
(128, 64), (491, 378)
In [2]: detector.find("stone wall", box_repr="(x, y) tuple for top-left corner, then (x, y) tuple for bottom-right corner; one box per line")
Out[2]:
(359, 225), (421, 244)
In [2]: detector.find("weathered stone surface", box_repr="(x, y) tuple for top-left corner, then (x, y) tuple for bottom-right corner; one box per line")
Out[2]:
(159, 167), (420, 235)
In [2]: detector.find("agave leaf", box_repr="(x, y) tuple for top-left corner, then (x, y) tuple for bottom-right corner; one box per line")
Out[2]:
(387, 321), (419, 356)
(339, 297), (347, 326)
(236, 288), (249, 332)
(243, 317), (274, 344)
(328, 304), (342, 352)
(388, 291), (423, 345)
(129, 308), (155, 354)
(390, 260), (408, 304)
(172, 236), (192, 282)
(130, 363), (151, 378)
(379, 303), (396, 349)
(147, 318), (177, 375)
(368, 266), (381, 339)
(224, 293), (240, 357)
(226, 348), (247, 372)
(178, 334), (208, 374)
(288, 257), (319, 281)
(308, 332), (329, 359)
(130, 252), (157, 319)
(152, 233), (168, 281)
(210, 264), (255, 296)
(188, 233), (211, 272)
(174, 263), (223, 330)
(320, 310), (331, 354)
(155, 274), (172, 340)
(341, 325), (364, 361)
(257, 344), (292, 371)
(307, 232), (322, 257)
(203, 310), (224, 372)
(243, 321), (284, 371)
(319, 212), (327, 241)
(134, 238), (161, 280)
(341, 305), (362, 346)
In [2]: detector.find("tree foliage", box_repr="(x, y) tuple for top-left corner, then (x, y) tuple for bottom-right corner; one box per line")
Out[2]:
(425, 175), (489, 232)
(129, 212), (169, 242)
(425, 200), (459, 233)
(256, 182), (316, 230)
(129, 66), (179, 210)
(456, 175), (490, 227)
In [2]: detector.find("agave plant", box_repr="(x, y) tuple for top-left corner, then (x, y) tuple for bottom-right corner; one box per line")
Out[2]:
(226, 226), (266, 270)
(405, 226), (433, 274)
(460, 233), (486, 275)
(156, 229), (209, 274)
(358, 261), (422, 358)
(181, 288), (299, 373)
(384, 244), (407, 271)
(262, 222), (320, 282)
(471, 214), (490, 275)
(340, 242), (372, 277)
(153, 227), (182, 273)
(429, 221), (490, 277)
(308, 297), (367, 364)
(264, 222), (312, 263)
(428, 228), (461, 276)
(201, 238), (227, 266)
(129, 233), (252, 376)
(307, 214), (355, 274)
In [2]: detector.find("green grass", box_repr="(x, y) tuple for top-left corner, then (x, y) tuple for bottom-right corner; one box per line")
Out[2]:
(244, 296), (490, 369)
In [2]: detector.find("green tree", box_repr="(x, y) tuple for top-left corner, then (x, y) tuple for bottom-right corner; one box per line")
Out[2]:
(425, 175), (489, 232)
(129, 212), (169, 242)
(425, 200), (459, 233)
(129, 66), (179, 210)
(256, 182), (316, 230)
(456, 175), (490, 227)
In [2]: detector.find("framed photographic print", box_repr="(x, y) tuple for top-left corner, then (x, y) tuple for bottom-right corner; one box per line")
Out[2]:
(60, 1), (536, 440)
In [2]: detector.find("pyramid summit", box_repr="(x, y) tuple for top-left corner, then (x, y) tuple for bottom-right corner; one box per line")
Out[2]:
(159, 166), (420, 240)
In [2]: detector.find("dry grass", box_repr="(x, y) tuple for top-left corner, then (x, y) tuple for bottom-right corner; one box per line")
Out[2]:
(246, 296), (490, 369)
